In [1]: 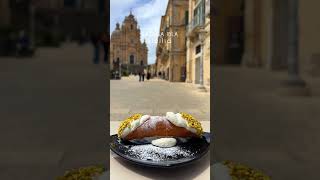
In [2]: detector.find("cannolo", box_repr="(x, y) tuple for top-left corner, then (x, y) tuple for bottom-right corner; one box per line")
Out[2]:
(117, 112), (203, 141)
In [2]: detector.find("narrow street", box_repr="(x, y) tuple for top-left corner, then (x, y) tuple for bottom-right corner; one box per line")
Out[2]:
(110, 76), (210, 122)
(0, 43), (107, 179)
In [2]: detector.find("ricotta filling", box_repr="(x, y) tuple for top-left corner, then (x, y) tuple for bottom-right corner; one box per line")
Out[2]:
(121, 115), (150, 138)
(151, 138), (177, 148)
(166, 112), (197, 134)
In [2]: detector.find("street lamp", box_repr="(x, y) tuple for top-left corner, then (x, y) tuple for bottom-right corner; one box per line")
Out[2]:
(198, 29), (207, 92)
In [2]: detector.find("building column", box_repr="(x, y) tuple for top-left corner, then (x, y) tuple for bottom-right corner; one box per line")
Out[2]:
(280, 0), (310, 96)
(288, 0), (299, 78)
(242, 0), (263, 67)
(265, 0), (274, 70)
(241, 0), (255, 66)
(197, 29), (207, 92)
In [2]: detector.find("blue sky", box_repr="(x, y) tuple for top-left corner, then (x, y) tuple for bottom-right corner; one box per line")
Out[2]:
(110, 0), (169, 64)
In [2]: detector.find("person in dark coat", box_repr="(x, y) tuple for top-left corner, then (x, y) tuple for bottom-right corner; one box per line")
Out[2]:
(142, 72), (145, 81)
(101, 32), (108, 64)
(147, 72), (151, 80)
(90, 32), (100, 64)
(138, 72), (142, 82)
(17, 30), (30, 56)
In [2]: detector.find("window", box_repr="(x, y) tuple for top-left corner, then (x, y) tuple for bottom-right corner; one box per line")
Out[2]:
(131, 24), (133, 30)
(130, 55), (134, 64)
(185, 11), (189, 25)
(193, 0), (205, 26)
(140, 60), (144, 66)
(195, 45), (201, 54)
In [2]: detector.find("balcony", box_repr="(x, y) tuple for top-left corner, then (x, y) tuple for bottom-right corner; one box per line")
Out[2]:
(187, 14), (205, 37)
(187, 0), (205, 37)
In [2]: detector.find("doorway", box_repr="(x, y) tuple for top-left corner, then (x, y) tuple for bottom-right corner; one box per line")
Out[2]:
(195, 57), (200, 84)
(226, 16), (244, 64)
(130, 55), (134, 64)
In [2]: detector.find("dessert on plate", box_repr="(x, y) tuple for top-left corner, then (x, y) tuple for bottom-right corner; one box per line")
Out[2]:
(117, 112), (203, 148)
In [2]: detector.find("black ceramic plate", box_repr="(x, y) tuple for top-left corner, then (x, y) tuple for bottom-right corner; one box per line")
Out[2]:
(110, 132), (210, 168)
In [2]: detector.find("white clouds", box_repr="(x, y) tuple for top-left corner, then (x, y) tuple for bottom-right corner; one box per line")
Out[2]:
(134, 0), (168, 20)
(135, 0), (169, 64)
(110, 0), (168, 64)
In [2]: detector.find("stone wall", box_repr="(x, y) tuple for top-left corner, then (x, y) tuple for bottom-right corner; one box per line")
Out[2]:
(156, 0), (188, 82)
(186, 0), (210, 86)
(299, 0), (320, 76)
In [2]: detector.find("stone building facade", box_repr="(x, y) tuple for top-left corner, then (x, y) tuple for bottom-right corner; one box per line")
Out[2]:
(186, 0), (210, 87)
(110, 12), (148, 74)
(156, 0), (189, 82)
(214, 0), (320, 78)
(148, 64), (157, 78)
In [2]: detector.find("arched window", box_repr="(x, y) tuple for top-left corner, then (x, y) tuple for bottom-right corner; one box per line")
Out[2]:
(131, 24), (133, 30)
(140, 60), (143, 66)
(130, 55), (134, 64)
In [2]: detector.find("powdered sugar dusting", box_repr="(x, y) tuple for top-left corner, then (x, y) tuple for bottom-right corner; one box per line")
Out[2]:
(139, 116), (173, 131)
(127, 144), (194, 161)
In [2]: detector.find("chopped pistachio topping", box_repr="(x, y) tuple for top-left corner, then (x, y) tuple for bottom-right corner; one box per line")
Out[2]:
(223, 161), (271, 180)
(118, 113), (142, 137)
(179, 112), (203, 136)
(56, 165), (104, 180)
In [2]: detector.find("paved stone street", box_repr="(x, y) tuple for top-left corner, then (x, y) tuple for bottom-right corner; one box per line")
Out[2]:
(0, 43), (107, 180)
(110, 76), (210, 122)
(213, 66), (320, 180)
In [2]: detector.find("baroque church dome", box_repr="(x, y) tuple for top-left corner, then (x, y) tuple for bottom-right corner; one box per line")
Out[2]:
(111, 23), (121, 39)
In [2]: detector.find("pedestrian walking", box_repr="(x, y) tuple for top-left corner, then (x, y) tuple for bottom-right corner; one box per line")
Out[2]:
(142, 72), (145, 81)
(147, 72), (150, 80)
(101, 32), (108, 64)
(90, 32), (100, 64)
(138, 72), (142, 82)
(17, 30), (30, 56)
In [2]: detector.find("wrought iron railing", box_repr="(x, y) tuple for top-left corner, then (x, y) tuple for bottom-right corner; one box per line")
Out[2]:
(187, 0), (205, 33)
(187, 13), (205, 33)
